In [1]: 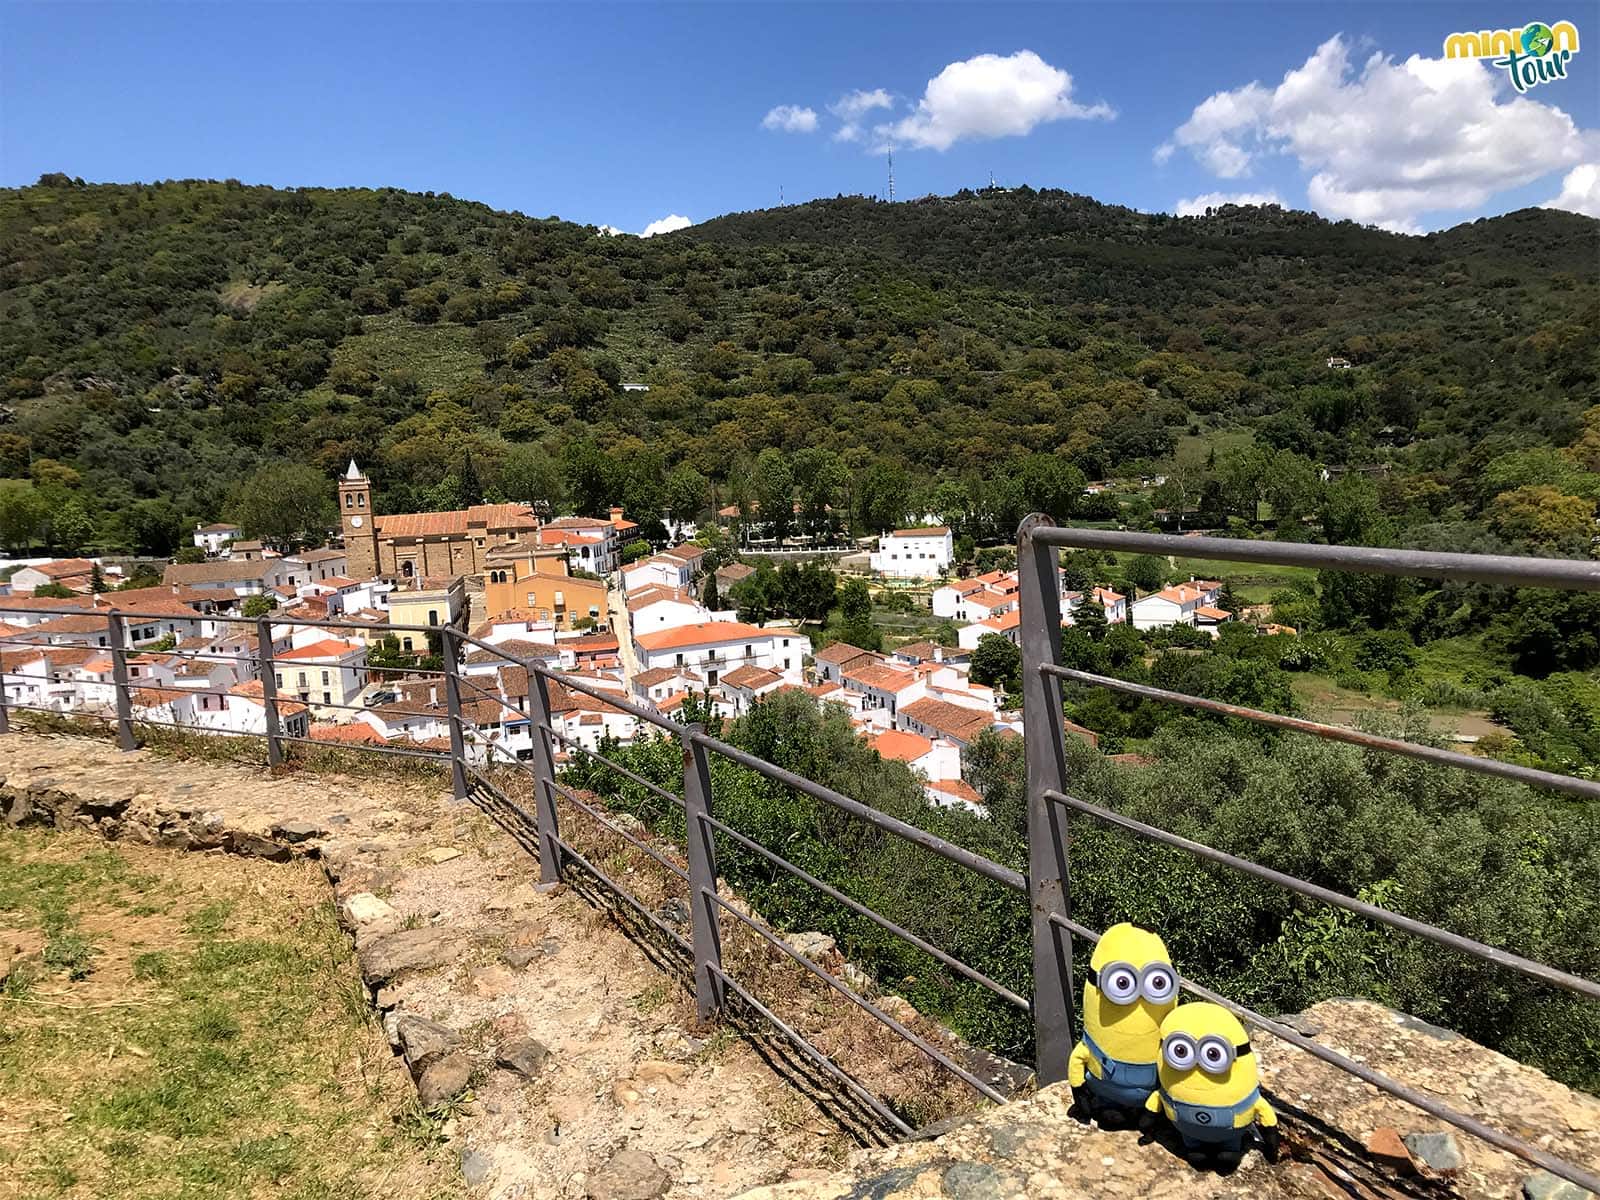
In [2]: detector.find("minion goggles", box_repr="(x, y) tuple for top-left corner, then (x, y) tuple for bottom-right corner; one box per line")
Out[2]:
(1086, 960), (1178, 1005)
(1161, 1031), (1254, 1074)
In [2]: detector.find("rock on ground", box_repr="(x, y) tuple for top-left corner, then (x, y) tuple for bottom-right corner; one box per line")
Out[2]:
(586, 1148), (671, 1200)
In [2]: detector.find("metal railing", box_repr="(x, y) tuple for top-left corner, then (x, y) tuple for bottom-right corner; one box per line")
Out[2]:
(1, 523), (1597, 1194)
(1015, 514), (1600, 1193)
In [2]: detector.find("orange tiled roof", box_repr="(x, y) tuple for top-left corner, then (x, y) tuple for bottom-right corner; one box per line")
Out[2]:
(887, 527), (950, 538)
(635, 622), (767, 652)
(845, 661), (921, 693)
(376, 503), (538, 539)
(901, 697), (993, 743)
(276, 638), (362, 661)
(720, 665), (782, 690)
(870, 730), (932, 762)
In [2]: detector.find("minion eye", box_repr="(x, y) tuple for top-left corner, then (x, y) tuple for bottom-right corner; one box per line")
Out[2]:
(1099, 962), (1140, 1004)
(1163, 1034), (1197, 1070)
(1141, 964), (1176, 1003)
(1197, 1036), (1235, 1074)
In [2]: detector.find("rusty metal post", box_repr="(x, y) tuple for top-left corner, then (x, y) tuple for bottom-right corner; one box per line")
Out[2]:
(1017, 512), (1075, 1083)
(440, 627), (469, 803)
(526, 665), (564, 887)
(107, 612), (138, 751)
(256, 617), (283, 767)
(681, 724), (724, 1022)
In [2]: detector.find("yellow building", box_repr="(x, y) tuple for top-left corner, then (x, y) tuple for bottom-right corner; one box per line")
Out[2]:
(483, 547), (608, 631)
(386, 577), (467, 652)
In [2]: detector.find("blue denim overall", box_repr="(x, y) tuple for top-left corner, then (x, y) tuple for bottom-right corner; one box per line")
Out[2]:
(1081, 1030), (1160, 1110)
(1163, 1087), (1262, 1151)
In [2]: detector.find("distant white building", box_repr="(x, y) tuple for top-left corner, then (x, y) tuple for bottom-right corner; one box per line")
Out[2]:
(870, 527), (952, 579)
(270, 637), (367, 715)
(1129, 580), (1227, 634)
(193, 522), (241, 555)
(633, 621), (810, 687)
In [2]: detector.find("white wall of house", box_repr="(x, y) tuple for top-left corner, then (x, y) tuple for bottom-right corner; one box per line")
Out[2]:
(870, 529), (953, 579)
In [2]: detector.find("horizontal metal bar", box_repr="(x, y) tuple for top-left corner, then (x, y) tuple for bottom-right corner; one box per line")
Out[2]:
(1042, 664), (1600, 802)
(1044, 789), (1600, 1001)
(555, 836), (694, 956)
(539, 723), (687, 809)
(690, 730), (1026, 893)
(1047, 914), (1600, 1195)
(1028, 525), (1600, 592)
(452, 673), (523, 710)
(700, 811), (1029, 1011)
(0, 602), (452, 634)
(707, 964), (914, 1138)
(548, 780), (690, 882)
(705, 889), (1008, 1104)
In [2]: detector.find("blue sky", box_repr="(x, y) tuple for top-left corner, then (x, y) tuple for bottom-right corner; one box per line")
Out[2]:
(3, 2), (1595, 234)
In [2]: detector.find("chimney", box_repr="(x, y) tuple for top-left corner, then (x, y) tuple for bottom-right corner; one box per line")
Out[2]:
(609, 505), (624, 523)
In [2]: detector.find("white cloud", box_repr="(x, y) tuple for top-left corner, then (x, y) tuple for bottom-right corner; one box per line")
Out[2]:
(875, 50), (1113, 152)
(1161, 35), (1596, 232)
(1543, 163), (1600, 218)
(1174, 191), (1283, 217)
(761, 104), (819, 134)
(640, 214), (693, 238)
(831, 88), (894, 142)
(596, 224), (625, 237)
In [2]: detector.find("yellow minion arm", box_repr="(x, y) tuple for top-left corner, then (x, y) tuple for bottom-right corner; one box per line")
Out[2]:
(1251, 1095), (1278, 1128)
(1143, 1090), (1162, 1114)
(1067, 1040), (1092, 1087)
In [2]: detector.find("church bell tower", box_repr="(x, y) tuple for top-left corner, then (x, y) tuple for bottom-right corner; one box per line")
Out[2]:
(339, 461), (379, 579)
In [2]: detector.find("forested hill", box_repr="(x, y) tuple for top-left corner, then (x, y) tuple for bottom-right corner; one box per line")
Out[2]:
(0, 175), (1595, 559)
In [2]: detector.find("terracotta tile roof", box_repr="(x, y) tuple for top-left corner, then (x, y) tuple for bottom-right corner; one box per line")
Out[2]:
(376, 503), (537, 539)
(538, 528), (606, 548)
(715, 562), (755, 582)
(870, 730), (932, 762)
(229, 678), (307, 716)
(197, 522), (239, 532)
(927, 778), (984, 806)
(25, 558), (95, 579)
(900, 697), (994, 743)
(163, 560), (283, 585)
(814, 642), (878, 667)
(29, 614), (113, 636)
(309, 722), (388, 746)
(887, 527), (950, 538)
(626, 586), (698, 612)
(95, 586), (217, 610)
(276, 638), (362, 661)
(661, 544), (705, 563)
(544, 516), (614, 530)
(634, 667), (689, 687)
(962, 589), (1009, 609)
(1194, 605), (1232, 621)
(892, 641), (941, 661)
(0, 595), (93, 614)
(720, 665), (782, 690)
(845, 661), (921, 693)
(293, 548), (347, 564)
(465, 640), (560, 664)
(805, 681), (841, 698)
(635, 622), (768, 652)
(568, 632), (619, 652)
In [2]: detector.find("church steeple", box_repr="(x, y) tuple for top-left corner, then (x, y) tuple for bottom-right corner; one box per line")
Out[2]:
(338, 464), (378, 578)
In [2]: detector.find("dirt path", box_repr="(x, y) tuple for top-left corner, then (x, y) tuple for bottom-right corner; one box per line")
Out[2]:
(0, 730), (856, 1198)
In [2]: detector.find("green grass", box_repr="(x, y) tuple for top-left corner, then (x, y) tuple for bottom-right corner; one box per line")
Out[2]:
(1096, 549), (1318, 603)
(0, 829), (462, 1200)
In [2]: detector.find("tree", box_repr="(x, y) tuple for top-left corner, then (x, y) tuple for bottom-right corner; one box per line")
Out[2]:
(791, 447), (846, 536)
(125, 498), (183, 556)
(1488, 486), (1595, 548)
(498, 443), (563, 510)
(90, 562), (108, 593)
(1124, 555), (1166, 596)
(665, 465), (710, 527)
(242, 593), (276, 618)
(1015, 454), (1086, 523)
(855, 461), (912, 534)
(933, 620), (960, 647)
(1264, 450), (1321, 529)
(33, 582), (74, 598)
(839, 578), (872, 624)
(1073, 598), (1108, 641)
(751, 448), (794, 540)
(702, 573), (721, 612)
(970, 633), (1022, 695)
(0, 481), (46, 551)
(174, 545), (206, 563)
(51, 501), (95, 554)
(228, 463), (335, 549)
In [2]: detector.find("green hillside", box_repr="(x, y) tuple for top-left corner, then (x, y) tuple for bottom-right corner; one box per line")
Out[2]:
(0, 175), (1596, 560)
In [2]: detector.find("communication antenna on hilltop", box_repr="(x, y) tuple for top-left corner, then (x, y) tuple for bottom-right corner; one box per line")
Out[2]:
(886, 146), (895, 203)
(988, 170), (996, 190)
(780, 184), (784, 207)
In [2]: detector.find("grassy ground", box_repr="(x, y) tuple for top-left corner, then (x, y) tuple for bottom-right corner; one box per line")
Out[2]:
(1094, 549), (1318, 604)
(0, 829), (462, 1200)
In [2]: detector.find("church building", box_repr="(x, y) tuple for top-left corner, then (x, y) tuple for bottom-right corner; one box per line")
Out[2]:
(337, 462), (540, 580)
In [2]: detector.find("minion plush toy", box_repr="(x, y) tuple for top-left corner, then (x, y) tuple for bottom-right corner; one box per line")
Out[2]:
(1146, 1003), (1278, 1160)
(1067, 923), (1179, 1125)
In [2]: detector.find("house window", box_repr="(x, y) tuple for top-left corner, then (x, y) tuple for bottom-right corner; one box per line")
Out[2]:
(345, 494), (353, 509)
(297, 672), (308, 688)
(428, 610), (439, 626)
(275, 673), (283, 688)
(321, 670), (330, 685)
(402, 637), (413, 651)
(402, 561), (415, 578)
(675, 653), (684, 667)
(322, 692), (331, 705)
(527, 592), (536, 607)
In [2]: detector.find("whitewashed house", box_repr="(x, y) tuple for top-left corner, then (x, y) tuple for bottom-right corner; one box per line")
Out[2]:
(270, 638), (367, 715)
(193, 522), (241, 555)
(633, 622), (810, 687)
(1129, 580), (1223, 632)
(870, 527), (953, 579)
